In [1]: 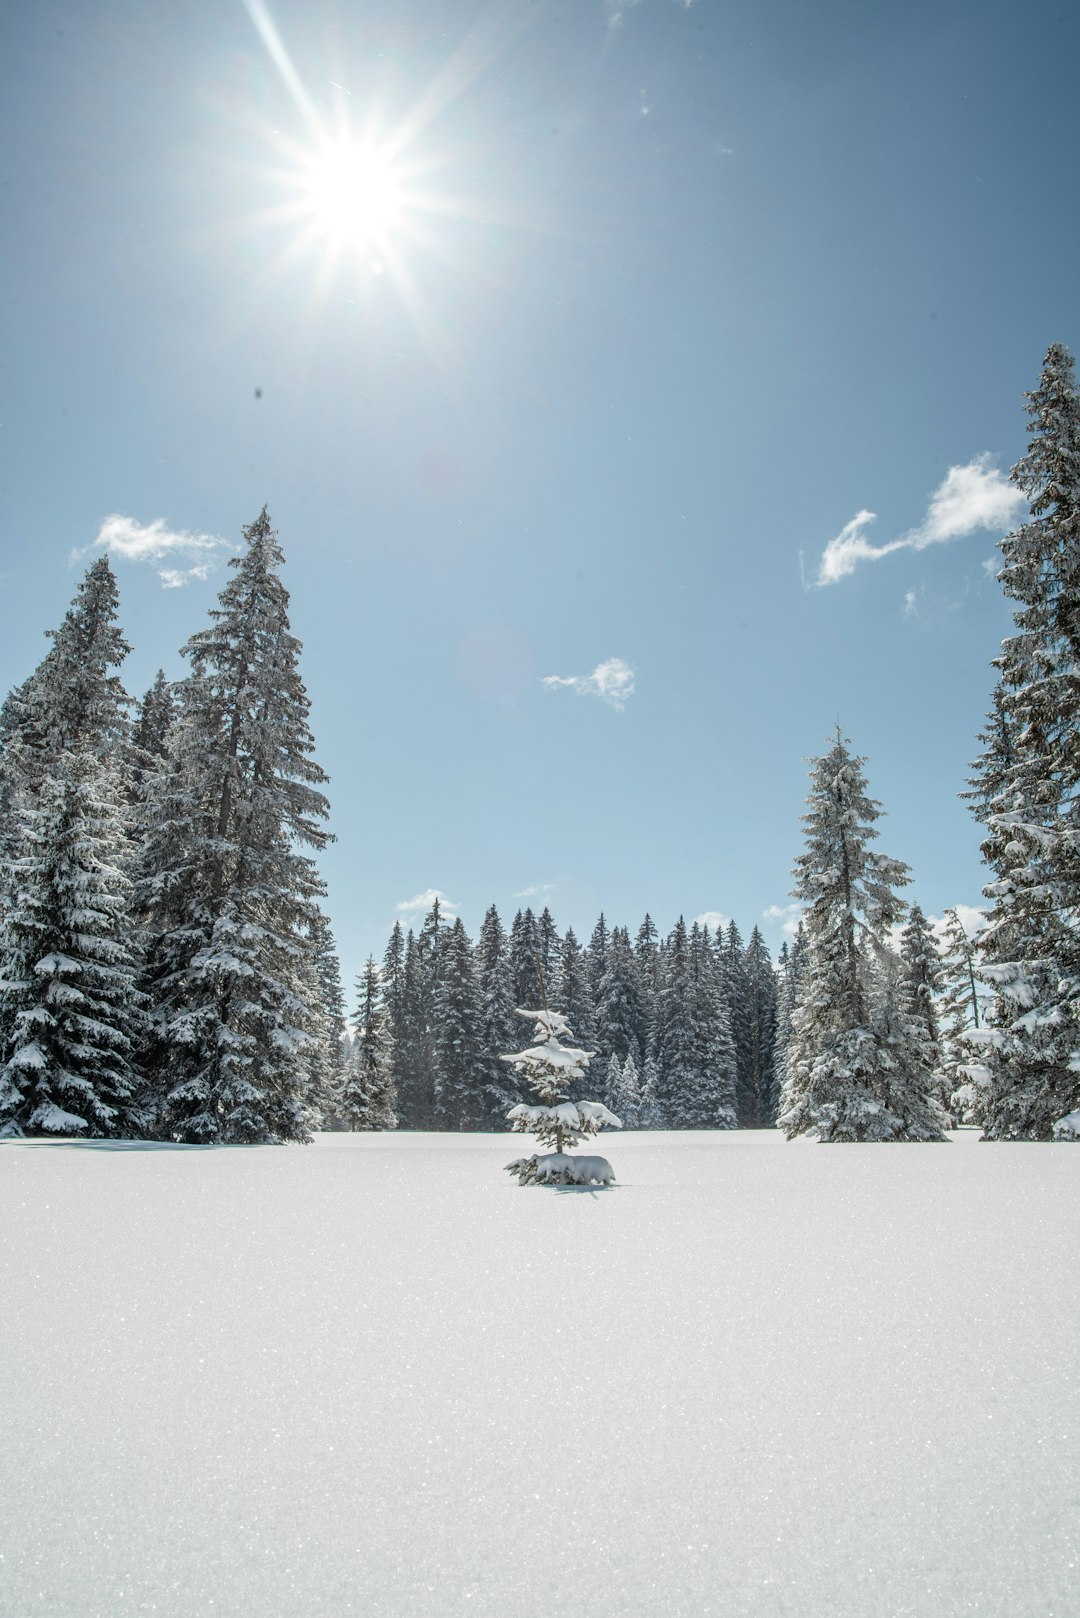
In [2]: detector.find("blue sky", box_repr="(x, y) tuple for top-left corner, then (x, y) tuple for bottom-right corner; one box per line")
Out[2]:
(2, 0), (1078, 990)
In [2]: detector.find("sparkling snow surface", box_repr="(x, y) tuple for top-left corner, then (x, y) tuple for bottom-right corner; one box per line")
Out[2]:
(2, 1130), (1077, 1618)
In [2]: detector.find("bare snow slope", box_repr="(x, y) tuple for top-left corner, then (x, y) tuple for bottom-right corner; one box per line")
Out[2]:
(1, 1130), (1077, 1618)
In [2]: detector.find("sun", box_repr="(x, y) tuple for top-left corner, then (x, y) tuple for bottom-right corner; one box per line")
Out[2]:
(235, 0), (531, 364)
(299, 138), (408, 252)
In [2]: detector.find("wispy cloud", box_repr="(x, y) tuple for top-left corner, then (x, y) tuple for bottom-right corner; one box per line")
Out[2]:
(542, 657), (636, 711)
(605, 0), (641, 28)
(815, 456), (1025, 588)
(513, 883), (556, 900)
(395, 888), (457, 918)
(902, 587), (920, 620)
(764, 903), (803, 938)
(695, 910), (730, 934)
(76, 513), (235, 589)
(159, 564), (216, 590)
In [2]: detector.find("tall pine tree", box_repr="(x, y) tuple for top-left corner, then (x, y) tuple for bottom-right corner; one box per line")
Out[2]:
(779, 732), (946, 1142)
(137, 507), (331, 1145)
(0, 558), (140, 1138)
(970, 342), (1080, 1139)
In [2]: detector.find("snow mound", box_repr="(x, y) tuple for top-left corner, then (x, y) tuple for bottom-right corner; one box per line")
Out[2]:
(1052, 1108), (1080, 1140)
(504, 1150), (615, 1186)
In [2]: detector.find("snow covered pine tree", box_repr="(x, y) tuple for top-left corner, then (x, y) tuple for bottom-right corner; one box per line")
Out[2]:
(502, 1006), (621, 1185)
(0, 557), (143, 1139)
(778, 730), (948, 1142)
(0, 752), (143, 1138)
(136, 507), (331, 1144)
(968, 342), (1080, 1139)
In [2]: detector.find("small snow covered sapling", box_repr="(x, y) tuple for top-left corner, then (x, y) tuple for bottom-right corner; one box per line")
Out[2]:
(501, 1006), (621, 1186)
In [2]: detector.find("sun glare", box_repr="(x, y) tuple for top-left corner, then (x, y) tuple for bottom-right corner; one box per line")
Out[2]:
(237, 0), (531, 365)
(301, 139), (407, 250)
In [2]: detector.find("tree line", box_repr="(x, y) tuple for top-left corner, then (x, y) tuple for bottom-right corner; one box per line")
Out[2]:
(339, 899), (781, 1133)
(1, 340), (1078, 1144)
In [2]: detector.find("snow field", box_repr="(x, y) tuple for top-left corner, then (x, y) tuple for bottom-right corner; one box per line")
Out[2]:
(1, 1128), (1077, 1618)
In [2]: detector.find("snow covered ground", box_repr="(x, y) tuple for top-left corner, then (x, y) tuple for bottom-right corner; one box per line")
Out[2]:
(1, 1129), (1077, 1618)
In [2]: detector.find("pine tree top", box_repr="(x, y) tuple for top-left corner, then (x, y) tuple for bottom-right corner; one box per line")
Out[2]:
(513, 1006), (572, 1035)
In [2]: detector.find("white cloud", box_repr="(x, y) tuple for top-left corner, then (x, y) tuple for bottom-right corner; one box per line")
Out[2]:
(513, 883), (556, 899)
(902, 587), (920, 620)
(158, 564), (215, 589)
(913, 458), (1022, 549)
(816, 509), (893, 585)
(764, 903), (803, 938)
(395, 888), (457, 918)
(542, 657), (636, 711)
(816, 456), (1025, 587)
(695, 910), (730, 933)
(77, 513), (235, 588)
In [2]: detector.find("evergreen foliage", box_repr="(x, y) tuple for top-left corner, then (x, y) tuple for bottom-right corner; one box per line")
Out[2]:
(638, 1053), (661, 1126)
(380, 921), (410, 1113)
(743, 926), (780, 1126)
(130, 670), (177, 798)
(899, 904), (943, 1049)
(536, 906), (562, 996)
(340, 958), (397, 1130)
(509, 908), (542, 1012)
(0, 559), (132, 884)
(687, 923), (739, 1129)
(0, 753), (143, 1138)
(585, 913), (610, 1002)
(395, 898), (446, 1127)
(435, 917), (485, 1128)
(554, 925), (595, 1056)
(0, 559), (141, 1140)
(594, 925), (642, 1068)
(969, 343), (1080, 1139)
(632, 913), (661, 1066)
(609, 1051), (641, 1125)
(306, 910), (349, 1124)
(604, 1051), (623, 1114)
(774, 926), (805, 1117)
(898, 903), (947, 1116)
(720, 921), (754, 1123)
(654, 916), (695, 1125)
(136, 507), (331, 1145)
(502, 1006), (620, 1185)
(475, 904), (519, 1126)
(779, 732), (947, 1142)
(938, 909), (988, 1126)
